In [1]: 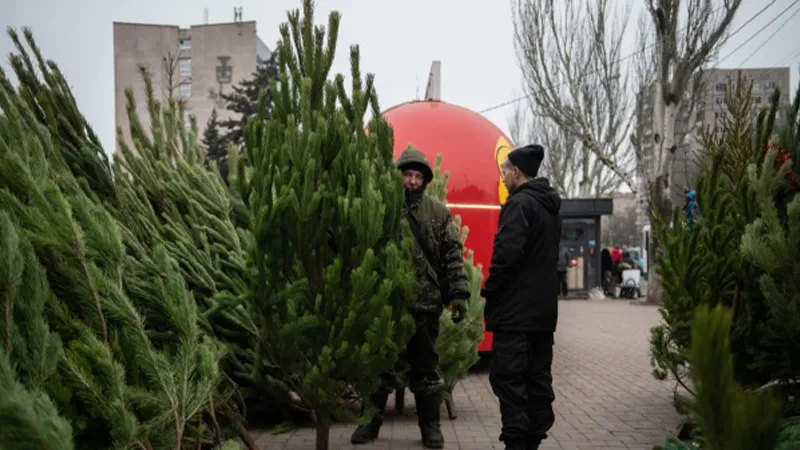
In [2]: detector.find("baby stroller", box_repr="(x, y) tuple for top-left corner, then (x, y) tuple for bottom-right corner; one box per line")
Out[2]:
(619, 269), (642, 299)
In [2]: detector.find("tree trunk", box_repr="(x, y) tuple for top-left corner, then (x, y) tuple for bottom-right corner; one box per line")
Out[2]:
(580, 143), (591, 198)
(315, 413), (330, 450)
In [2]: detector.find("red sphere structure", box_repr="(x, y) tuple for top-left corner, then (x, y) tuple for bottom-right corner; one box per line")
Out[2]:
(383, 100), (515, 353)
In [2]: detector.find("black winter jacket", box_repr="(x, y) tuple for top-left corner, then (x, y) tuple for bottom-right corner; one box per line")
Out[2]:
(481, 178), (562, 332)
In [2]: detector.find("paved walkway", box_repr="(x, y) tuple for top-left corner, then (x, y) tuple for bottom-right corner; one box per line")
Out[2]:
(254, 301), (680, 449)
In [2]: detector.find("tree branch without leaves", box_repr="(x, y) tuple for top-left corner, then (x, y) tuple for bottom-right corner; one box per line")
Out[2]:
(512, 0), (638, 195)
(643, 0), (741, 215)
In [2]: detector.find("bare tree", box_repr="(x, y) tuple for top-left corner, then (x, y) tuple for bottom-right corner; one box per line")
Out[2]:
(636, 0), (741, 302)
(512, 0), (637, 197)
(640, 0), (740, 220)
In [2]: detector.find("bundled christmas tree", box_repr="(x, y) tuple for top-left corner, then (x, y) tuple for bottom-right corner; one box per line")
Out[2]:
(243, 2), (416, 448)
(1, 27), (233, 449)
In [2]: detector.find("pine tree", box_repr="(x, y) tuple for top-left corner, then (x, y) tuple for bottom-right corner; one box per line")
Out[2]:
(0, 213), (74, 450)
(740, 87), (800, 412)
(218, 51), (279, 148)
(1, 27), (230, 449)
(113, 66), (291, 430)
(203, 108), (229, 179)
(688, 304), (780, 450)
(243, 2), (416, 448)
(651, 73), (800, 438)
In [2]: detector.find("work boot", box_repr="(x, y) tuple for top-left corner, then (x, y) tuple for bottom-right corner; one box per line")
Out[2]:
(351, 390), (390, 444)
(415, 392), (444, 449)
(503, 441), (527, 450)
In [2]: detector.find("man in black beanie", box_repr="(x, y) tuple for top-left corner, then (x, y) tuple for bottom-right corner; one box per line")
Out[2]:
(481, 144), (562, 450)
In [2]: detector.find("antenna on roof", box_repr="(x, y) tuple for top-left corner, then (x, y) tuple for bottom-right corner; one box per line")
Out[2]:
(234, 6), (243, 22)
(203, 5), (209, 24)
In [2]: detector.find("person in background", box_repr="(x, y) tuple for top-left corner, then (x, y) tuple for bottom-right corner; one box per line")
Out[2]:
(556, 244), (571, 297)
(481, 144), (562, 450)
(601, 248), (614, 296)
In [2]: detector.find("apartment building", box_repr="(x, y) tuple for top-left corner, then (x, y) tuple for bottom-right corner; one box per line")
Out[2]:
(635, 67), (792, 226)
(113, 18), (272, 150)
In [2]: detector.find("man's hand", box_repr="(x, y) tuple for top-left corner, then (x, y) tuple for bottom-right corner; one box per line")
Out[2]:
(451, 298), (468, 324)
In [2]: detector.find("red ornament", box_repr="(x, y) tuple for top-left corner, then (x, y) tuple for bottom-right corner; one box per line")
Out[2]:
(762, 142), (799, 190)
(383, 100), (514, 353)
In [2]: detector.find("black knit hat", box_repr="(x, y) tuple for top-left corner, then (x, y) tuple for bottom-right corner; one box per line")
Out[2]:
(507, 144), (545, 177)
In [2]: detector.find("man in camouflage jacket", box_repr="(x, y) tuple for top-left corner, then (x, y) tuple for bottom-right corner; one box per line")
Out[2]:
(351, 145), (469, 449)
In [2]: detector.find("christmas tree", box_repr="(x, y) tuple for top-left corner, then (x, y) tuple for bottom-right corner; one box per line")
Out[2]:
(113, 66), (291, 436)
(740, 91), (800, 412)
(0, 212), (74, 450)
(651, 72), (800, 442)
(243, 1), (416, 448)
(687, 304), (780, 450)
(1, 27), (233, 449)
(217, 51), (279, 148)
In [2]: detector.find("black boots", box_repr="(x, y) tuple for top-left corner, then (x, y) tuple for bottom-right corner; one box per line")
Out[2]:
(351, 390), (390, 445)
(352, 390), (445, 448)
(415, 392), (444, 449)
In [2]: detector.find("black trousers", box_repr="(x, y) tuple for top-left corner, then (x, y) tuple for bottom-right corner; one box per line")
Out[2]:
(380, 312), (442, 395)
(557, 270), (567, 296)
(489, 331), (555, 446)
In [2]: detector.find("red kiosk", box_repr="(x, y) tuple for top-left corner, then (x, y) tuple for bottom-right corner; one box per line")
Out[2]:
(382, 62), (514, 353)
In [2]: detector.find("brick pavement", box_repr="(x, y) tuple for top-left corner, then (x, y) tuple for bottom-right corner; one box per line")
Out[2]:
(253, 300), (680, 449)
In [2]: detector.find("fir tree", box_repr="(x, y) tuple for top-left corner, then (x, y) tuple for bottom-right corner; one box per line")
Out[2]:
(243, 1), (416, 448)
(218, 51), (279, 148)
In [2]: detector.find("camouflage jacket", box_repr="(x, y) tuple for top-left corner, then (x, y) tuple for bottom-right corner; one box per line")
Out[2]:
(403, 192), (470, 313)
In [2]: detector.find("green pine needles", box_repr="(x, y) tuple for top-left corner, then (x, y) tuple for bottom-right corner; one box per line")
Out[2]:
(243, 1), (416, 448)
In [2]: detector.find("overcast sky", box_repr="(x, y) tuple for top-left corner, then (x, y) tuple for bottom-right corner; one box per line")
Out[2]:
(2, 0), (798, 154)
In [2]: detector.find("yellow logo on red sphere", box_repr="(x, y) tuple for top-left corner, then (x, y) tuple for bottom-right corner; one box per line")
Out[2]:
(495, 136), (512, 204)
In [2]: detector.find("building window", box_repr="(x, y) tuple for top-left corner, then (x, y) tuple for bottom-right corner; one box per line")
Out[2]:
(768, 81), (777, 89)
(183, 108), (192, 129)
(179, 83), (192, 100)
(179, 58), (192, 77)
(179, 38), (191, 50)
(715, 83), (726, 91)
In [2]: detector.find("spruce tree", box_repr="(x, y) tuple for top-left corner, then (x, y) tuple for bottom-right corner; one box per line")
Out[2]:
(243, 1), (416, 448)
(218, 51), (279, 148)
(1, 27), (231, 449)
